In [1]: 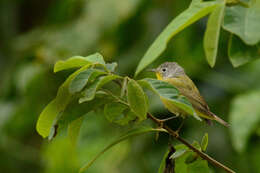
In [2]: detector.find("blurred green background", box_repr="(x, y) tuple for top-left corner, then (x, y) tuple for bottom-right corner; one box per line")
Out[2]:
(0, 0), (260, 172)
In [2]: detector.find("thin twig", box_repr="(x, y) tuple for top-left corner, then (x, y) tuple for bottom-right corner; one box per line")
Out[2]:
(147, 113), (236, 173)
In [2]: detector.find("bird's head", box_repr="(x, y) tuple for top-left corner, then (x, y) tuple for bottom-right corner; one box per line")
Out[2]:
(150, 62), (185, 80)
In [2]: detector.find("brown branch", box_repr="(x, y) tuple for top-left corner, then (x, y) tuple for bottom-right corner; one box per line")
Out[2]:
(147, 113), (236, 173)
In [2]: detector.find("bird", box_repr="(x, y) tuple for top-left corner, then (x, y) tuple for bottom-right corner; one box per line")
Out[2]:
(151, 62), (229, 127)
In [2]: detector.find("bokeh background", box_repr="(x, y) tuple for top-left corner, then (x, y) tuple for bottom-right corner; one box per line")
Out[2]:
(0, 0), (260, 173)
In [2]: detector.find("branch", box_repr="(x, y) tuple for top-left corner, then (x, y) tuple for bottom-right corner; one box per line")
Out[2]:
(147, 113), (236, 173)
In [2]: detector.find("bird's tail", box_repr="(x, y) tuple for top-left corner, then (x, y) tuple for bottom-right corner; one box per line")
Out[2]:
(211, 113), (229, 127)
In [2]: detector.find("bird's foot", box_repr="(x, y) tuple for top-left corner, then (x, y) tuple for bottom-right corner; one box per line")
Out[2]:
(157, 115), (178, 127)
(174, 131), (179, 138)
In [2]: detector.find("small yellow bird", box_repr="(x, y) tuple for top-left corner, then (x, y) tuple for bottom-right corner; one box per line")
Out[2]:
(152, 62), (229, 127)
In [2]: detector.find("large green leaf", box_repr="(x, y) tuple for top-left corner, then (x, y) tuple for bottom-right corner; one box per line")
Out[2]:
(36, 65), (91, 138)
(203, 2), (225, 67)
(138, 78), (200, 121)
(127, 79), (148, 121)
(228, 35), (260, 67)
(229, 89), (260, 152)
(134, 0), (219, 76)
(79, 75), (121, 103)
(79, 127), (167, 173)
(54, 56), (91, 73)
(54, 53), (105, 73)
(36, 99), (61, 138)
(59, 92), (115, 126)
(222, 0), (260, 45)
(69, 69), (107, 94)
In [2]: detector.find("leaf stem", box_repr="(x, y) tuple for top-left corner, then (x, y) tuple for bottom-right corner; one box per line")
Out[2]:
(102, 89), (129, 106)
(147, 112), (236, 173)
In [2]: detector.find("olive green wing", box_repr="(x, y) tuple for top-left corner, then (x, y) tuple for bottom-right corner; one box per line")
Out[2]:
(165, 76), (229, 126)
(171, 75), (214, 118)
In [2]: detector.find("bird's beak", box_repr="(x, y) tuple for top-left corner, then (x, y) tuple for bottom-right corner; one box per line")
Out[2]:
(147, 68), (157, 72)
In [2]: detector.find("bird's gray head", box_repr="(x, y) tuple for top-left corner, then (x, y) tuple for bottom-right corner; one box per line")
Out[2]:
(154, 62), (185, 79)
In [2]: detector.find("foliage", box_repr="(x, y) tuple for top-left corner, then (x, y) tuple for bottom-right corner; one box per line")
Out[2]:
(1, 0), (260, 172)
(35, 52), (218, 172)
(203, 1), (225, 67)
(135, 0), (220, 76)
(135, 0), (260, 75)
(158, 134), (210, 173)
(36, 54), (196, 140)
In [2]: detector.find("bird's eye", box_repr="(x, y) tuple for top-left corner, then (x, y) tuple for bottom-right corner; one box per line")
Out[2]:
(162, 68), (167, 72)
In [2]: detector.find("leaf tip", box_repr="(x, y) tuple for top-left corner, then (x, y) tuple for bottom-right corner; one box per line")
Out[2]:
(36, 123), (48, 138)
(208, 60), (215, 68)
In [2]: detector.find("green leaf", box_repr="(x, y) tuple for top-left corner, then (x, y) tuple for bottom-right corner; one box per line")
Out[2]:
(174, 144), (210, 173)
(68, 116), (84, 147)
(170, 149), (187, 159)
(114, 110), (137, 126)
(138, 78), (200, 121)
(104, 102), (128, 123)
(203, 2), (225, 67)
(201, 133), (208, 152)
(222, 0), (260, 45)
(79, 74), (121, 103)
(84, 52), (105, 65)
(36, 99), (60, 138)
(79, 127), (167, 173)
(135, 0), (219, 76)
(228, 35), (260, 67)
(69, 69), (107, 94)
(104, 103), (136, 125)
(59, 92), (114, 126)
(187, 159), (210, 173)
(185, 153), (198, 164)
(192, 141), (202, 151)
(54, 53), (105, 73)
(105, 62), (118, 72)
(127, 79), (148, 121)
(174, 144), (190, 173)
(54, 56), (91, 73)
(229, 89), (260, 152)
(36, 65), (91, 138)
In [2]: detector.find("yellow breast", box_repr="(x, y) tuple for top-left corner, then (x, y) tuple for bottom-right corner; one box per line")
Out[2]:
(155, 73), (188, 117)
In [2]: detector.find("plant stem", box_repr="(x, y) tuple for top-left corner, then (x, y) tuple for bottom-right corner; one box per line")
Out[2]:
(147, 113), (236, 173)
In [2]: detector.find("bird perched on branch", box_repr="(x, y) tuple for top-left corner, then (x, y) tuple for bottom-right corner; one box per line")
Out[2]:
(151, 62), (229, 127)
